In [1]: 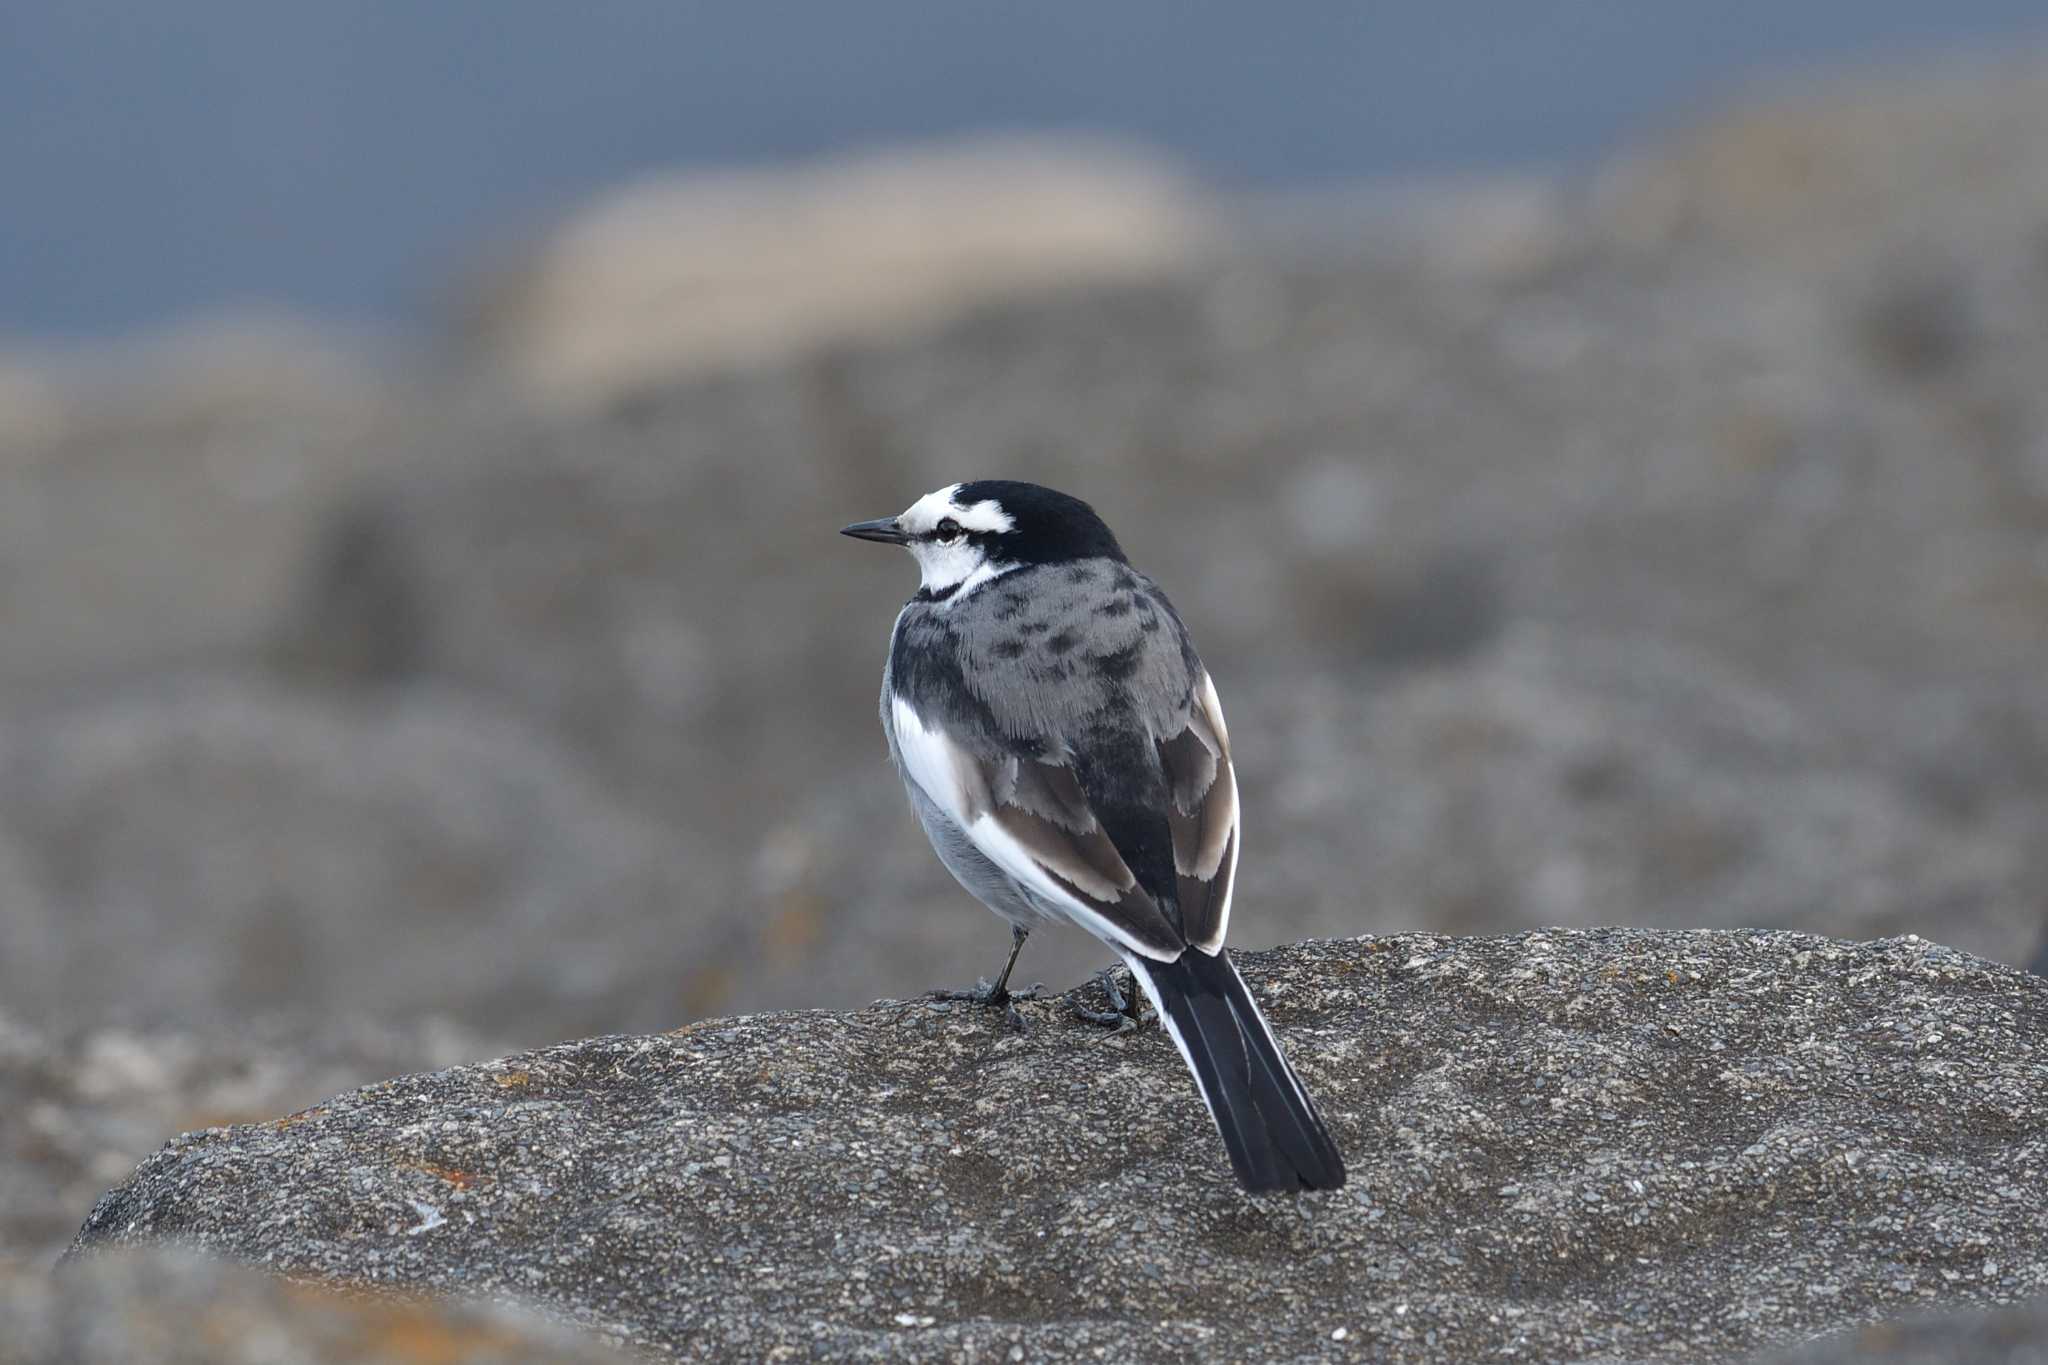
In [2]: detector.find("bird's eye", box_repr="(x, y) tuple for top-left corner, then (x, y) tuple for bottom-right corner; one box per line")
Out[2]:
(933, 518), (963, 544)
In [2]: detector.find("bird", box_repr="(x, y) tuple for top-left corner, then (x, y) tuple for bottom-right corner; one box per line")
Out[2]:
(841, 480), (1346, 1192)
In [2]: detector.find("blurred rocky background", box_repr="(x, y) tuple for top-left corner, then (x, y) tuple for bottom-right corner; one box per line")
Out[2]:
(4, 5), (2048, 1298)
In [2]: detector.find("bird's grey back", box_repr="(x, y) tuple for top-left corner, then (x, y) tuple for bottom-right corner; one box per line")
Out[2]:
(888, 558), (1200, 762)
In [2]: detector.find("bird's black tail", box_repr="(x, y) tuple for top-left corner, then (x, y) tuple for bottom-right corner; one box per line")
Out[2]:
(1126, 947), (1347, 1192)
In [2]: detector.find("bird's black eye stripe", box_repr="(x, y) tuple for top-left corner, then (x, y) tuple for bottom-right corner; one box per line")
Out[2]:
(933, 517), (963, 543)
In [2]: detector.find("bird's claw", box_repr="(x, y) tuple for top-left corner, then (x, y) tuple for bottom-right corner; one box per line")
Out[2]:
(927, 980), (1043, 1033)
(1071, 1003), (1137, 1033)
(1071, 967), (1147, 1032)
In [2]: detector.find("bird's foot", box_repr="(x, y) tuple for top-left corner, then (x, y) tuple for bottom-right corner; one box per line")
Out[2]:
(1071, 967), (1148, 1033)
(927, 980), (1043, 1034)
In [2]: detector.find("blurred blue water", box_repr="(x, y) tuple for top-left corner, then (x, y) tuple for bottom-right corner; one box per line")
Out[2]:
(1, 0), (2041, 337)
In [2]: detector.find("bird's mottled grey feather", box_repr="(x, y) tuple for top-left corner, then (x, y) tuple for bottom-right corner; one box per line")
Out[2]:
(897, 559), (1198, 753)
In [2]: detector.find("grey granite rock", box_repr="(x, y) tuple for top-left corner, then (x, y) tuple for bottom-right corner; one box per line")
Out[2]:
(0, 681), (731, 1041)
(69, 931), (2048, 1363)
(1748, 1297), (2048, 1364)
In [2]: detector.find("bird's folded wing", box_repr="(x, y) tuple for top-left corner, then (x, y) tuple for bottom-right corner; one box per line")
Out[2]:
(891, 673), (1240, 960)
(891, 695), (1183, 961)
(1160, 669), (1239, 954)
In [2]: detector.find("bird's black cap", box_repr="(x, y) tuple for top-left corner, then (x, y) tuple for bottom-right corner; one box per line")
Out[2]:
(952, 480), (1127, 565)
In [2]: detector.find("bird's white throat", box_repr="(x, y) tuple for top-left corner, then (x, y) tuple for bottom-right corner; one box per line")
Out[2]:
(912, 541), (1018, 601)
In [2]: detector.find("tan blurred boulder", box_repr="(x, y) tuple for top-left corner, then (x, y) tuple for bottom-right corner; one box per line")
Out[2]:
(1596, 52), (2048, 259)
(456, 137), (1218, 407)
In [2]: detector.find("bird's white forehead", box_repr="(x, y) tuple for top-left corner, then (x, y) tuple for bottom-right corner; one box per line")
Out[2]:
(900, 484), (1015, 536)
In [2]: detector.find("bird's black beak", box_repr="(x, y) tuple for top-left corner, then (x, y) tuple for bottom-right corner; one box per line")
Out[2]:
(839, 517), (909, 546)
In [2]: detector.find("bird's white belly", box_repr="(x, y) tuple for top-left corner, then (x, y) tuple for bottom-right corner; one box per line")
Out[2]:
(901, 775), (1048, 931)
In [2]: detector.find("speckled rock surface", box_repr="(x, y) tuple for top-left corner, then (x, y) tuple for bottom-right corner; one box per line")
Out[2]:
(69, 931), (2048, 1363)
(0, 1247), (627, 1364)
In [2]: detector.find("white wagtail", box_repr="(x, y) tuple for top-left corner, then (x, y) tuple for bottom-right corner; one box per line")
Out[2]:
(842, 480), (1346, 1192)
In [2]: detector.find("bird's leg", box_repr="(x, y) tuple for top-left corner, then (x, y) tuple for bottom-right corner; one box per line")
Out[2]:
(1071, 964), (1148, 1032)
(988, 923), (1030, 1001)
(928, 925), (1039, 1032)
(1117, 966), (1145, 1023)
